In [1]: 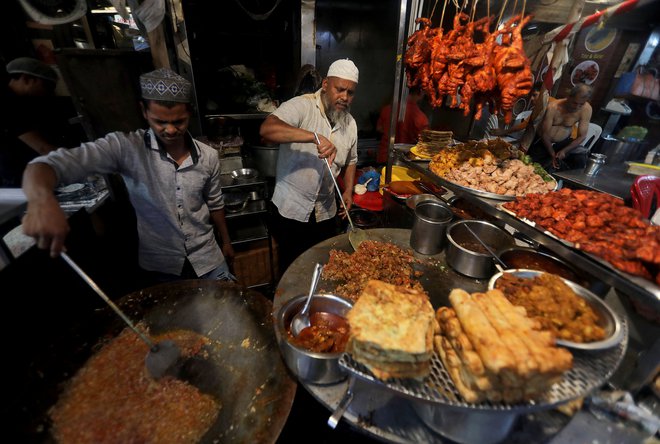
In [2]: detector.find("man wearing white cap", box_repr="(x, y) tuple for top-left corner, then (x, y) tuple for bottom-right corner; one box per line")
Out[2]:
(21, 67), (235, 285)
(260, 58), (359, 271)
(1, 57), (60, 186)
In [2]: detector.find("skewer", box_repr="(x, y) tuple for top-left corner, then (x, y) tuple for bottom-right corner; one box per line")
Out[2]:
(521, 0), (526, 21)
(430, 0), (440, 20)
(440, 0), (449, 28)
(497, 0), (509, 28)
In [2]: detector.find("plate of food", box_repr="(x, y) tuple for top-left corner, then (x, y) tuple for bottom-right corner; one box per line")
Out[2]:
(488, 269), (624, 351)
(571, 60), (599, 86)
(585, 27), (617, 53)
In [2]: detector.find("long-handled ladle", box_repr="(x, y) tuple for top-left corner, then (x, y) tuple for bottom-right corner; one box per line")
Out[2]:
(313, 132), (368, 250)
(462, 224), (509, 271)
(61, 252), (181, 379)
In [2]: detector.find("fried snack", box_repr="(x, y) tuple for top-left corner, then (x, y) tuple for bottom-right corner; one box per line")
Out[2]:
(347, 280), (435, 380)
(435, 289), (573, 403)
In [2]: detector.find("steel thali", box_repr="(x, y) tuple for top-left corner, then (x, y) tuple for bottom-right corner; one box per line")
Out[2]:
(275, 228), (629, 442)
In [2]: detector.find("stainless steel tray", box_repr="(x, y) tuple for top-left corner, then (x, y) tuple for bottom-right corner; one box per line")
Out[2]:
(488, 269), (625, 351)
(339, 317), (627, 413)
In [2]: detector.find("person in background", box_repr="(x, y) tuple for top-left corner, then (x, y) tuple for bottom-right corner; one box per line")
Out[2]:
(1, 57), (59, 187)
(376, 87), (429, 164)
(489, 82), (545, 139)
(259, 58), (359, 273)
(294, 64), (322, 96)
(528, 83), (593, 172)
(21, 68), (235, 283)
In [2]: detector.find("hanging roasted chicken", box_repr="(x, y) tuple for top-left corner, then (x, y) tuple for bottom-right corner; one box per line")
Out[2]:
(405, 13), (533, 124)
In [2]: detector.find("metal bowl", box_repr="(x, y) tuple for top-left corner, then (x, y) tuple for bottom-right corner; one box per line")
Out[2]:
(231, 168), (259, 183)
(274, 294), (353, 385)
(445, 220), (515, 279)
(405, 193), (443, 210)
(224, 191), (249, 213)
(488, 269), (624, 350)
(497, 246), (586, 285)
(412, 402), (518, 444)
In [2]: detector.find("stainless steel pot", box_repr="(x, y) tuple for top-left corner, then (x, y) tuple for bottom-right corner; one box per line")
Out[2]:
(411, 402), (518, 444)
(598, 135), (649, 164)
(445, 220), (515, 278)
(274, 294), (353, 385)
(248, 145), (279, 177)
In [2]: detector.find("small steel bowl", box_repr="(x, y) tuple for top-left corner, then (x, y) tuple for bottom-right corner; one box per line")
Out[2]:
(488, 269), (624, 351)
(231, 168), (259, 183)
(224, 191), (249, 213)
(274, 294), (353, 385)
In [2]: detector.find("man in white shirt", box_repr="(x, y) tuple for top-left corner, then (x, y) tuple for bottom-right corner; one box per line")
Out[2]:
(260, 59), (359, 272)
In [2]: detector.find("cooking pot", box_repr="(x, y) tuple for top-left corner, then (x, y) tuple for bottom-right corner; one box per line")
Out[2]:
(445, 220), (515, 278)
(497, 246), (584, 284)
(248, 145), (279, 178)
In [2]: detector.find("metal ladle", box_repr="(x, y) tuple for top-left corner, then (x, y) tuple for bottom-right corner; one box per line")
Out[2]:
(61, 252), (181, 379)
(290, 262), (324, 337)
(314, 132), (368, 250)
(462, 224), (509, 272)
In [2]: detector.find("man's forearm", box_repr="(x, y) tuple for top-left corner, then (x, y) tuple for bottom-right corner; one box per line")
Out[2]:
(541, 135), (555, 156)
(259, 116), (315, 144)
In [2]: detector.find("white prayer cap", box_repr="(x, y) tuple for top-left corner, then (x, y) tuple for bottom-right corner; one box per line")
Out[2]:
(326, 59), (359, 84)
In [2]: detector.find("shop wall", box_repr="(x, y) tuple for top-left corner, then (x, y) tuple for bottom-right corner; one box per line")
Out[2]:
(315, 0), (400, 138)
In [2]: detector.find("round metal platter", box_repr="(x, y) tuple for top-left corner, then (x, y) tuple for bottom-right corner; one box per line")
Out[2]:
(488, 269), (624, 351)
(437, 175), (558, 202)
(275, 229), (629, 443)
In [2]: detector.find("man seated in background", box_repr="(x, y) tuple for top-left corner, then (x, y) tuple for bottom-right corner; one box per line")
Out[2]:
(528, 83), (593, 172)
(376, 87), (429, 164)
(489, 82), (545, 140)
(1, 57), (59, 186)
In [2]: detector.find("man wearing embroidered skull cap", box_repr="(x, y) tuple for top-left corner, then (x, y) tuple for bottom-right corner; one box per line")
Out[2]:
(22, 67), (235, 283)
(260, 58), (359, 272)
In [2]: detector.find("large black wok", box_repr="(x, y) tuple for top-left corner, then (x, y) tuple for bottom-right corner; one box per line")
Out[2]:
(4, 279), (296, 443)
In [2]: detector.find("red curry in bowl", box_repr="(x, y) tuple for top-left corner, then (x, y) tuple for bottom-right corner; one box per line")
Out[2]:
(287, 312), (350, 353)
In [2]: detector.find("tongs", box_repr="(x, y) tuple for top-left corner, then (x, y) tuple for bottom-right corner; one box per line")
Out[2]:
(314, 133), (368, 251)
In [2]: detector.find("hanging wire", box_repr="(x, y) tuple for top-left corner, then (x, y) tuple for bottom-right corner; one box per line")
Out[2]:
(512, 0), (519, 16)
(521, 0), (527, 18)
(487, 0), (490, 18)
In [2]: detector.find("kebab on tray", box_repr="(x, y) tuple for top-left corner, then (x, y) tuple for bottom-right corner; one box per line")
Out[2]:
(503, 188), (660, 285)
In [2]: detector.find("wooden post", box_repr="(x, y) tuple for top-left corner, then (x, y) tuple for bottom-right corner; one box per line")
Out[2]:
(520, 0), (585, 150)
(147, 23), (170, 69)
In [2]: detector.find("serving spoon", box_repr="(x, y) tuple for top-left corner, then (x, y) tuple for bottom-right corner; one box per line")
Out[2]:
(61, 252), (182, 379)
(463, 224), (509, 271)
(290, 262), (324, 337)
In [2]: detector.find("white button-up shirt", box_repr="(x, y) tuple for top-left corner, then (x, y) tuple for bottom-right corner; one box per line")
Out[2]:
(270, 90), (358, 222)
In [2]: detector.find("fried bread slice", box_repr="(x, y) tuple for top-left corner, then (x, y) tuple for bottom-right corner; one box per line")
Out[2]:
(347, 280), (435, 379)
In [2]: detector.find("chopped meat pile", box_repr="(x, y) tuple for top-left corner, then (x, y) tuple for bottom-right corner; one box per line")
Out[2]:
(323, 240), (424, 302)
